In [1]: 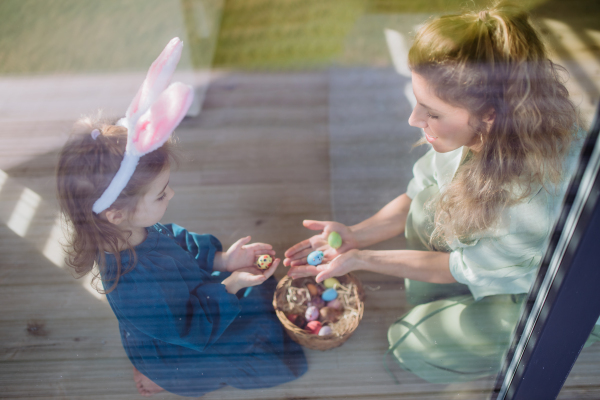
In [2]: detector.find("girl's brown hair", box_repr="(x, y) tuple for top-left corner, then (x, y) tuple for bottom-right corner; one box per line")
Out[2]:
(408, 1), (578, 243)
(57, 113), (176, 293)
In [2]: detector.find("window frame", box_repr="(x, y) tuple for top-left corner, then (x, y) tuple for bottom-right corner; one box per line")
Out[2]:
(492, 103), (600, 400)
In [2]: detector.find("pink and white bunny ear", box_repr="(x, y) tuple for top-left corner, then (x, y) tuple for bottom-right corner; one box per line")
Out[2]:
(92, 38), (193, 214)
(125, 37), (183, 124)
(129, 82), (194, 156)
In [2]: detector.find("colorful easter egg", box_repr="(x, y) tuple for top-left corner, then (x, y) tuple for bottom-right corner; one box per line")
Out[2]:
(323, 278), (341, 289)
(328, 231), (342, 249)
(305, 306), (319, 322)
(256, 254), (273, 270)
(321, 288), (338, 302)
(307, 250), (324, 266)
(306, 283), (319, 297)
(307, 297), (325, 309)
(327, 298), (343, 310)
(319, 306), (341, 323)
(294, 315), (307, 329)
(286, 313), (306, 328)
(306, 321), (322, 334)
(318, 325), (333, 336)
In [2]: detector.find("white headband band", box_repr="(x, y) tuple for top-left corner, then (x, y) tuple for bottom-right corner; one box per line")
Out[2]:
(92, 37), (194, 214)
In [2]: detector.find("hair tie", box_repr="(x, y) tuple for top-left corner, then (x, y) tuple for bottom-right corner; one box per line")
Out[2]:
(478, 10), (490, 23)
(91, 129), (101, 140)
(91, 37), (194, 214)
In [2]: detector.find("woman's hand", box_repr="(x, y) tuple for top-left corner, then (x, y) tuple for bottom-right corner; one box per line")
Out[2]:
(223, 236), (276, 272)
(283, 220), (359, 268)
(288, 249), (363, 283)
(222, 258), (280, 294)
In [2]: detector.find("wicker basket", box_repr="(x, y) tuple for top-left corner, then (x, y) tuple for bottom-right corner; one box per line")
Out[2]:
(273, 273), (365, 351)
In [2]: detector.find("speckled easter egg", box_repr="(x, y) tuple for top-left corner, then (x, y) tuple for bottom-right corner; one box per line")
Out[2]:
(306, 321), (322, 334)
(305, 306), (319, 322)
(328, 231), (342, 249)
(256, 254), (273, 270)
(318, 325), (333, 336)
(327, 298), (343, 310)
(306, 283), (319, 297)
(307, 250), (324, 266)
(319, 306), (341, 323)
(323, 278), (341, 289)
(321, 288), (338, 302)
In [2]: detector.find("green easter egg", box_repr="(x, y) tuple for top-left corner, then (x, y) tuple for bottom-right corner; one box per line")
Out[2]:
(323, 278), (341, 289)
(328, 231), (342, 249)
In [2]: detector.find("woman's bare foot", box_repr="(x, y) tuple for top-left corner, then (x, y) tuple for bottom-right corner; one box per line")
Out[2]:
(133, 366), (164, 397)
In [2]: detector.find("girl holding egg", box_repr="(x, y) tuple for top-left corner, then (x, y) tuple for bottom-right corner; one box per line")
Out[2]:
(57, 38), (306, 397)
(284, 1), (599, 383)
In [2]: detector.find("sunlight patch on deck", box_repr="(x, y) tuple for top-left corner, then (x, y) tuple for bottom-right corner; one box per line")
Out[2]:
(7, 187), (41, 237)
(42, 214), (67, 268)
(0, 170), (7, 193)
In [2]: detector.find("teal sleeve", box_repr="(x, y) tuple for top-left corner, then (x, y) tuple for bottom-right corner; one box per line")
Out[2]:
(161, 223), (222, 274)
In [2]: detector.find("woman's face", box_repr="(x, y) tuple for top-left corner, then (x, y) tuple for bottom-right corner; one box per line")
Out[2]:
(408, 72), (485, 153)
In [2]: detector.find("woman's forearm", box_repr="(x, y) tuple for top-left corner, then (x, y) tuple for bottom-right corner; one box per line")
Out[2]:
(350, 193), (412, 249)
(355, 249), (456, 284)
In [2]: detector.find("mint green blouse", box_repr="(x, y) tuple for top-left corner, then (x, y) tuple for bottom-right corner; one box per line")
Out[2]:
(406, 137), (584, 300)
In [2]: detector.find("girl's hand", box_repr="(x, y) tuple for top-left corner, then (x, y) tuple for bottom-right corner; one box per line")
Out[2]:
(288, 249), (362, 283)
(224, 236), (276, 272)
(222, 259), (280, 294)
(283, 220), (358, 268)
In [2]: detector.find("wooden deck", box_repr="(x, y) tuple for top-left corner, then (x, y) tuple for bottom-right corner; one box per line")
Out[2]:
(0, 68), (598, 399)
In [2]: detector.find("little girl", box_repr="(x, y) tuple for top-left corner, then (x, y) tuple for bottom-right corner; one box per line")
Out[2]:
(56, 38), (306, 397)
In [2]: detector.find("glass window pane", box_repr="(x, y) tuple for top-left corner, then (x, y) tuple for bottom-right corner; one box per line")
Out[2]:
(1, 1), (598, 399)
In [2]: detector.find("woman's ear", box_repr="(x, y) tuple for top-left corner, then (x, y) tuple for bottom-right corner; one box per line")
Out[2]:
(483, 108), (496, 132)
(105, 208), (127, 226)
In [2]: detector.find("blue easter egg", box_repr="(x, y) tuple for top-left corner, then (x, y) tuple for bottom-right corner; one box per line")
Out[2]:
(307, 250), (324, 266)
(321, 288), (338, 302)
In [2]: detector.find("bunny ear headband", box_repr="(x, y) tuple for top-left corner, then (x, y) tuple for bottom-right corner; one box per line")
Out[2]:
(92, 37), (194, 214)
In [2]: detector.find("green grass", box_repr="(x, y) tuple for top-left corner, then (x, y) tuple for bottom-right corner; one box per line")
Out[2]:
(0, 0), (194, 74)
(0, 0), (551, 74)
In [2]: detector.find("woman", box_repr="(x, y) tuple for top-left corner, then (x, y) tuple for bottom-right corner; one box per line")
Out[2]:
(284, 1), (592, 383)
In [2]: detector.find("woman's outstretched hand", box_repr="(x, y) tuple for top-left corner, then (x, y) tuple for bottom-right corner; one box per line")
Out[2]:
(283, 220), (358, 268)
(288, 249), (362, 283)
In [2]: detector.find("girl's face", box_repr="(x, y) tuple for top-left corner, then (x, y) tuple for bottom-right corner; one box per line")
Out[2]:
(408, 72), (484, 153)
(128, 167), (174, 229)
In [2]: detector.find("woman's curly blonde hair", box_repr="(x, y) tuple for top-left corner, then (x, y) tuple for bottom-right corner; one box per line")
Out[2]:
(408, 1), (579, 243)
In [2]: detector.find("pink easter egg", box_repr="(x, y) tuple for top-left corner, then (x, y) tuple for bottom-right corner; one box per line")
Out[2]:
(327, 298), (343, 310)
(306, 321), (322, 334)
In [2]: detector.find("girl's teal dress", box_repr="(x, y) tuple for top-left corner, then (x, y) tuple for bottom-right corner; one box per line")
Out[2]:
(102, 223), (306, 397)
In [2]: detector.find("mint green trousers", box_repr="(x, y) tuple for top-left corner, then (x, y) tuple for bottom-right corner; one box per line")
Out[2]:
(387, 184), (529, 383)
(387, 184), (599, 384)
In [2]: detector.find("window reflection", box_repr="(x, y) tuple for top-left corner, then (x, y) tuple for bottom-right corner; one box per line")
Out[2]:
(0, 0), (599, 399)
